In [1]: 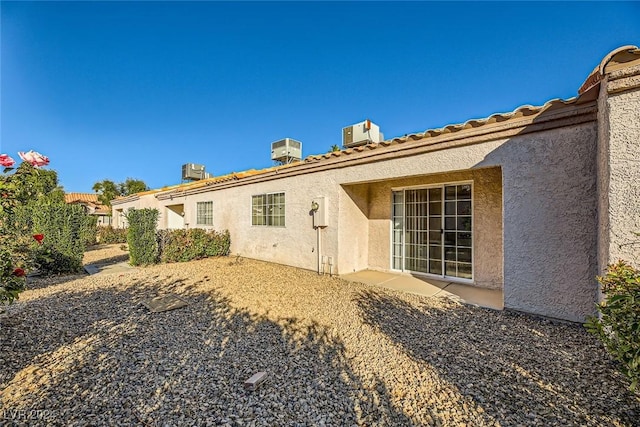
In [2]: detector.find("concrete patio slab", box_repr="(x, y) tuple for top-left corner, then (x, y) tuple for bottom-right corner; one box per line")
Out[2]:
(341, 270), (503, 310)
(444, 282), (503, 310)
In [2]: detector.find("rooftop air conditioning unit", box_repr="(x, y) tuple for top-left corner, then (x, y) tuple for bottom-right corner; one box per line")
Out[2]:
(182, 163), (206, 181)
(271, 138), (302, 163)
(342, 119), (383, 148)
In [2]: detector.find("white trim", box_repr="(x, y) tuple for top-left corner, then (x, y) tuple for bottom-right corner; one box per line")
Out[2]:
(389, 191), (395, 271)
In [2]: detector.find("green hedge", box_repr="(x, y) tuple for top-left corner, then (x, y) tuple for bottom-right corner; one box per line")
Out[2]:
(586, 260), (640, 392)
(97, 225), (128, 244)
(15, 201), (87, 274)
(118, 208), (229, 266)
(157, 228), (231, 263)
(82, 215), (98, 247)
(125, 208), (159, 266)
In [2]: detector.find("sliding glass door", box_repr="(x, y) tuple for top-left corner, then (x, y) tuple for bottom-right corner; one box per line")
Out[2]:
(392, 183), (473, 280)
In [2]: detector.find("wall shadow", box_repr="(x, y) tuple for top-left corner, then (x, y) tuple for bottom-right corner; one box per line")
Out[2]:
(1, 279), (412, 426)
(354, 289), (639, 426)
(84, 244), (116, 252)
(84, 254), (130, 266)
(471, 109), (599, 322)
(22, 272), (88, 292)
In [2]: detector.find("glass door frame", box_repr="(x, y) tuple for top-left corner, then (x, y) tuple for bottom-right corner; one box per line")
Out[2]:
(390, 180), (474, 283)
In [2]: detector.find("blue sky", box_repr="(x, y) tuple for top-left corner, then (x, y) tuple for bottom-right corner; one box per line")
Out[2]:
(1, 1), (639, 193)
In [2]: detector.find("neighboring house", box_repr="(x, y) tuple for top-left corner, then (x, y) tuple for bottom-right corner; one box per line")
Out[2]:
(113, 46), (640, 323)
(64, 193), (112, 226)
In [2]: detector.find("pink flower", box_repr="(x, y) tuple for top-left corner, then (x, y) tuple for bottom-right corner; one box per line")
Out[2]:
(33, 234), (44, 244)
(18, 150), (49, 167)
(0, 154), (15, 167)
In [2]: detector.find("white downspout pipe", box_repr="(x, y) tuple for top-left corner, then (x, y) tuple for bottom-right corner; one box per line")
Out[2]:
(317, 226), (322, 275)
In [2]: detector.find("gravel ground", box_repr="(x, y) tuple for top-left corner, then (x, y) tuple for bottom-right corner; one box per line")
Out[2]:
(1, 245), (638, 426)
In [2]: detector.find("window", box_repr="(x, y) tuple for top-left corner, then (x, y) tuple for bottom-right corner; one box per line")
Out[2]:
(391, 183), (473, 280)
(196, 201), (213, 226)
(99, 215), (112, 226)
(252, 192), (285, 226)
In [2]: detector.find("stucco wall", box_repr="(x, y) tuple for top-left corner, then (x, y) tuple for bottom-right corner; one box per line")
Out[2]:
(478, 124), (599, 322)
(600, 86), (640, 269)
(174, 171), (342, 273)
(165, 204), (185, 229)
(112, 194), (159, 228)
(338, 184), (370, 273)
(597, 83), (612, 280)
(157, 197), (188, 230)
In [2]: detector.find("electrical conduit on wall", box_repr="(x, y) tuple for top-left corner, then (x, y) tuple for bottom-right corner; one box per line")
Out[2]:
(317, 226), (322, 275)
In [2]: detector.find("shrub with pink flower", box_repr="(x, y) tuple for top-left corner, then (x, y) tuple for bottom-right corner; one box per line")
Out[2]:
(0, 154), (15, 168)
(18, 150), (49, 168)
(0, 150), (49, 306)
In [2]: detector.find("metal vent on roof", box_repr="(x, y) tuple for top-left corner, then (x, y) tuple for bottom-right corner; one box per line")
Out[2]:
(271, 138), (302, 164)
(342, 120), (383, 148)
(182, 163), (207, 181)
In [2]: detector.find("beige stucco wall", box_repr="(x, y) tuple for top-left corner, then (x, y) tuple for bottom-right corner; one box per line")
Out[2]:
(350, 168), (503, 289)
(338, 184), (370, 274)
(112, 194), (159, 228)
(478, 124), (599, 322)
(597, 83), (612, 280)
(597, 77), (640, 273)
(157, 197), (188, 230)
(172, 171), (343, 273)
(114, 120), (600, 322)
(166, 204), (185, 229)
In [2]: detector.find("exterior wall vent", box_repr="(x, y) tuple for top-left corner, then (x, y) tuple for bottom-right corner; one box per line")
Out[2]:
(271, 138), (302, 164)
(342, 120), (383, 148)
(182, 163), (207, 181)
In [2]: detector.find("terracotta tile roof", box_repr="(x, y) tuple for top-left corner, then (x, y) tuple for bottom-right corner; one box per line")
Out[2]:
(578, 45), (640, 95)
(302, 99), (580, 163)
(153, 165), (297, 198)
(93, 206), (111, 215)
(111, 183), (190, 204)
(65, 192), (112, 214)
(64, 192), (100, 204)
(148, 98), (585, 200)
(117, 45), (638, 202)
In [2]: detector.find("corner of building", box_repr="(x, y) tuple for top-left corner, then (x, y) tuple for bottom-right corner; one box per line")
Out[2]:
(596, 46), (640, 286)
